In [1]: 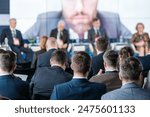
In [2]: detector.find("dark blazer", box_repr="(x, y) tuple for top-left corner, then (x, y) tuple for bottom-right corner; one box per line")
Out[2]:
(90, 71), (122, 92)
(50, 28), (69, 44)
(138, 55), (150, 77)
(30, 66), (72, 99)
(88, 52), (105, 78)
(51, 78), (106, 100)
(31, 49), (46, 68)
(0, 28), (24, 48)
(101, 83), (150, 100)
(0, 74), (30, 100)
(36, 48), (56, 67)
(88, 27), (106, 43)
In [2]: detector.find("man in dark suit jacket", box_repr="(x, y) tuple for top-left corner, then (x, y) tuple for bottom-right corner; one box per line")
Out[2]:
(51, 51), (106, 100)
(102, 57), (150, 100)
(0, 50), (29, 100)
(88, 18), (106, 52)
(0, 18), (33, 63)
(30, 50), (72, 99)
(50, 20), (69, 50)
(36, 37), (57, 67)
(88, 37), (108, 78)
(90, 50), (122, 92)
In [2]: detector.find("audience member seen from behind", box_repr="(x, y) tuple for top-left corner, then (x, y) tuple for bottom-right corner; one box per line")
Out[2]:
(131, 23), (150, 56)
(51, 51), (106, 100)
(50, 20), (69, 50)
(0, 50), (30, 100)
(0, 18), (33, 63)
(90, 50), (122, 92)
(102, 57), (150, 100)
(119, 46), (134, 64)
(31, 36), (48, 68)
(30, 50), (72, 99)
(36, 37), (57, 67)
(138, 40), (150, 77)
(88, 37), (108, 78)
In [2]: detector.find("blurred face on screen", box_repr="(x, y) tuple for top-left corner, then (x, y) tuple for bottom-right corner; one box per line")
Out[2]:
(61, 0), (98, 34)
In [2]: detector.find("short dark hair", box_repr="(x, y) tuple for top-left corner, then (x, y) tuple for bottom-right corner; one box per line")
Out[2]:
(96, 37), (108, 51)
(119, 57), (142, 81)
(72, 51), (91, 75)
(51, 50), (68, 65)
(103, 50), (119, 68)
(119, 46), (134, 60)
(0, 50), (16, 72)
(93, 18), (99, 22)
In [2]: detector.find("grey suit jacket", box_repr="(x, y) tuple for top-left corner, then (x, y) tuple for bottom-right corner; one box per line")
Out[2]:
(101, 83), (150, 100)
(24, 11), (132, 39)
(90, 71), (122, 92)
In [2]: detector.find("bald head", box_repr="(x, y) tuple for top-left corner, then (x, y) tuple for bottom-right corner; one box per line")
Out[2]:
(46, 37), (57, 51)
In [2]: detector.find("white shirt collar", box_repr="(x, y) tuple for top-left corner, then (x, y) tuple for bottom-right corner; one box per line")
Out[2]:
(10, 27), (16, 31)
(97, 51), (104, 55)
(105, 68), (118, 72)
(0, 73), (10, 77)
(73, 76), (87, 79)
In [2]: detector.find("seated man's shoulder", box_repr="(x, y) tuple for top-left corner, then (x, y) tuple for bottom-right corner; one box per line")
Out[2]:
(89, 80), (106, 89)
(101, 88), (121, 99)
(11, 75), (29, 87)
(90, 74), (106, 83)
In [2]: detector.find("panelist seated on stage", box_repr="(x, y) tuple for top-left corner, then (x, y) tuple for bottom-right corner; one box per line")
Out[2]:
(50, 20), (69, 50)
(0, 18), (33, 63)
(88, 18), (106, 44)
(131, 23), (150, 56)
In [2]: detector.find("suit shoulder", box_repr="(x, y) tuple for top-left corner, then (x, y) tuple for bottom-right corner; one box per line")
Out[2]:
(99, 11), (119, 18)
(2, 28), (10, 32)
(37, 11), (62, 19)
(101, 88), (121, 99)
(65, 72), (73, 78)
(89, 81), (106, 88)
(90, 75), (102, 82)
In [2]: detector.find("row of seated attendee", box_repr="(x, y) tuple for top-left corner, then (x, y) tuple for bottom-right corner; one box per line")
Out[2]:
(1, 44), (150, 100)
(0, 18), (150, 100)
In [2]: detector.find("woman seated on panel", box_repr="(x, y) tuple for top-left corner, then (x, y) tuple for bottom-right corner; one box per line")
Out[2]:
(131, 23), (150, 56)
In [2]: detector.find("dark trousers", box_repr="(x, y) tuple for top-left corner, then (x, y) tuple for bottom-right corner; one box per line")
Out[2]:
(11, 46), (33, 63)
